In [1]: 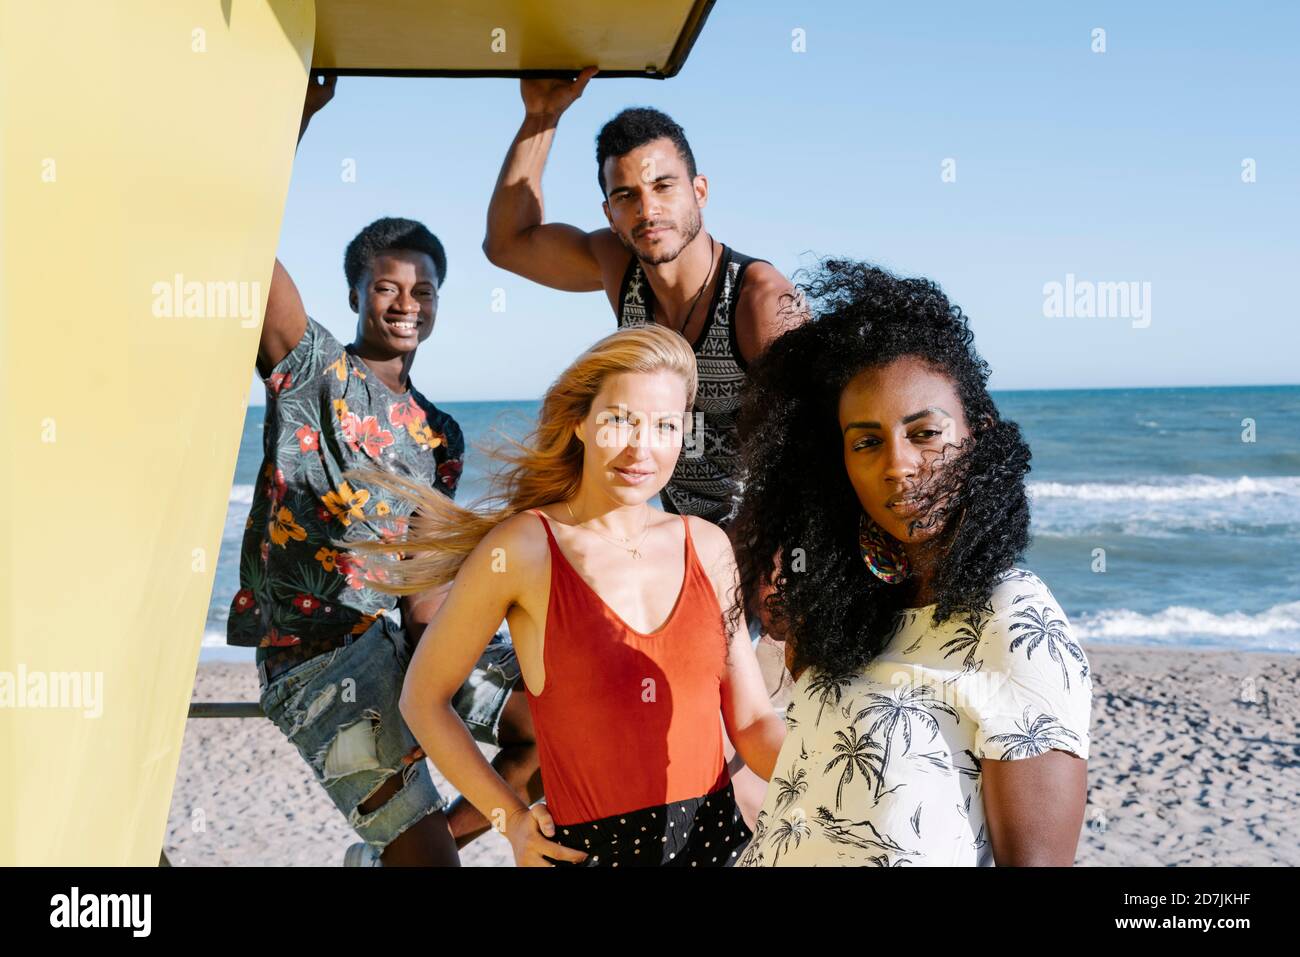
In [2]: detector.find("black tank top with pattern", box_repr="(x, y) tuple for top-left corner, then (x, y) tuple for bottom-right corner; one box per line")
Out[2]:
(616, 243), (763, 527)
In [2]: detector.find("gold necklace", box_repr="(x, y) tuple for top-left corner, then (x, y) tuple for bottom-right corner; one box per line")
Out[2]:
(564, 500), (651, 560)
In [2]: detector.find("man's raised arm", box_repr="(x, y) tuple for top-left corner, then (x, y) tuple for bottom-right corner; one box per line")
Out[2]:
(257, 73), (336, 377)
(482, 67), (610, 292)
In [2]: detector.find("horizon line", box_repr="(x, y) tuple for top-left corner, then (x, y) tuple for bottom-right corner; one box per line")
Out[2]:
(246, 381), (1300, 406)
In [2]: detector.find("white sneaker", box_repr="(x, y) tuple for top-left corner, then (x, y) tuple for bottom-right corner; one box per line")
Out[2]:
(343, 842), (383, 867)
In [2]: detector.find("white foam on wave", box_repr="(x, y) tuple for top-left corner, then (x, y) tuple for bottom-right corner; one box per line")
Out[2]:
(1029, 475), (1300, 537)
(1075, 601), (1300, 651)
(229, 484), (256, 505)
(1029, 475), (1300, 503)
(1032, 512), (1300, 538)
(198, 629), (257, 663)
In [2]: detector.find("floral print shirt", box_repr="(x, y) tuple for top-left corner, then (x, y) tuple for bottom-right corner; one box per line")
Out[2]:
(227, 317), (464, 666)
(737, 568), (1092, 867)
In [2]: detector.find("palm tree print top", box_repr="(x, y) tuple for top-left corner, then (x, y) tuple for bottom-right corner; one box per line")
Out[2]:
(736, 568), (1091, 867)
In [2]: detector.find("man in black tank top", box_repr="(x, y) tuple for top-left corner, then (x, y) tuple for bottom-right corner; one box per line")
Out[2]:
(483, 67), (808, 530)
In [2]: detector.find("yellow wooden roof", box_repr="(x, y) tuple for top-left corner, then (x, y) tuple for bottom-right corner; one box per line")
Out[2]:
(312, 0), (715, 78)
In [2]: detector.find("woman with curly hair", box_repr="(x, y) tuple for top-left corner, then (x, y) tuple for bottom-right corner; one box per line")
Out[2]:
(349, 323), (785, 866)
(729, 260), (1092, 866)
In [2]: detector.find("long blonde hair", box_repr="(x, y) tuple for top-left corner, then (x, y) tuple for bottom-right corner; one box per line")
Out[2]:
(346, 324), (698, 594)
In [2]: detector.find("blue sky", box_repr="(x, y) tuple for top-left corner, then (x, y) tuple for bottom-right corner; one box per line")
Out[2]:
(259, 0), (1299, 404)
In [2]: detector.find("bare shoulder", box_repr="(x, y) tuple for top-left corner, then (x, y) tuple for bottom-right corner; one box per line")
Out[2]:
(685, 514), (736, 575)
(741, 260), (795, 296)
(587, 229), (631, 302)
(478, 508), (552, 574)
(738, 261), (798, 313)
(587, 226), (620, 255)
(589, 228), (631, 273)
(735, 262), (808, 361)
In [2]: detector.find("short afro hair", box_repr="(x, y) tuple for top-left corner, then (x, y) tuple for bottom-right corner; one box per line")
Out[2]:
(595, 107), (697, 196)
(343, 217), (447, 291)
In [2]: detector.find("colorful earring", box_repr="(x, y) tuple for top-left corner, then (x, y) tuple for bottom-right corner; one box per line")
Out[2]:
(859, 512), (910, 583)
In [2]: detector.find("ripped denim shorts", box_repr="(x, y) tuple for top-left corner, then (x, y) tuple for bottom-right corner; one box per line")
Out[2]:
(258, 615), (522, 851)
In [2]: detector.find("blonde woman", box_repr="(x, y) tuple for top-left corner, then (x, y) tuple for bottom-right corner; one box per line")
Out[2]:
(352, 325), (785, 866)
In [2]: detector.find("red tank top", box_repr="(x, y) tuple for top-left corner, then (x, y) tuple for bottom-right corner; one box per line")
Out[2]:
(523, 509), (730, 826)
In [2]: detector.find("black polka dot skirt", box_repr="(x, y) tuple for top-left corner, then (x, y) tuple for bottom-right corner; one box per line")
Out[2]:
(545, 781), (753, 867)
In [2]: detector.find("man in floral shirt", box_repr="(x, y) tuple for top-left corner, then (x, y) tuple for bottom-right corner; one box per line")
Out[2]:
(228, 76), (539, 866)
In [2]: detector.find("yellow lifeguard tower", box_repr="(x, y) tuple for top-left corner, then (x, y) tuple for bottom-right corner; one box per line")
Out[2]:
(0, 0), (714, 867)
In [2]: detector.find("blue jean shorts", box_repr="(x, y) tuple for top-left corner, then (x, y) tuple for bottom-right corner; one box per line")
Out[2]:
(258, 615), (523, 851)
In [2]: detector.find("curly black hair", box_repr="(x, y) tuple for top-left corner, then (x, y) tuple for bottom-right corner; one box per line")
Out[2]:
(727, 260), (1033, 679)
(595, 107), (697, 196)
(343, 216), (447, 291)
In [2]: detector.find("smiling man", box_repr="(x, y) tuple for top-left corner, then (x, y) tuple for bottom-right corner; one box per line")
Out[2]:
(228, 76), (540, 867)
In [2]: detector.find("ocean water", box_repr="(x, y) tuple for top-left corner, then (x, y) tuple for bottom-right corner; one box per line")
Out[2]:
(201, 386), (1300, 660)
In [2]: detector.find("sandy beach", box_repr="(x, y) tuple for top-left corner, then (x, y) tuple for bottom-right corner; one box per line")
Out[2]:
(163, 645), (1298, 866)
